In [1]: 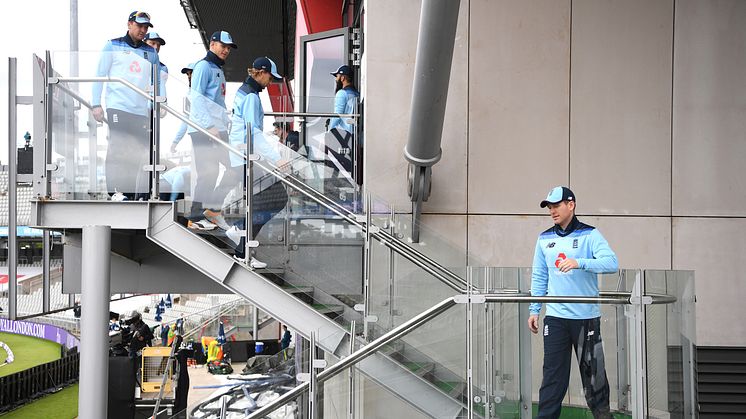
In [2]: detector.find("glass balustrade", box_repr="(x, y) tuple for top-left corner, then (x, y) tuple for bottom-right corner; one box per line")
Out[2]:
(242, 269), (694, 419)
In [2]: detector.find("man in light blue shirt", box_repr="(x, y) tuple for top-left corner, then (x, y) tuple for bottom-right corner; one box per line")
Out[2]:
(92, 11), (159, 200)
(529, 186), (617, 419)
(143, 32), (168, 103)
(326, 65), (359, 181)
(187, 31), (236, 226)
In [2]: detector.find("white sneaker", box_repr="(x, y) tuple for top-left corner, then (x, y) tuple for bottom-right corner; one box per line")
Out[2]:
(111, 192), (128, 202)
(250, 257), (267, 269)
(188, 219), (217, 231)
(203, 209), (230, 230)
(225, 226), (243, 246)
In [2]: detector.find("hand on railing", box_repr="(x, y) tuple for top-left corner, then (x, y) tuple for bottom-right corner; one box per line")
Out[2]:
(92, 106), (104, 123)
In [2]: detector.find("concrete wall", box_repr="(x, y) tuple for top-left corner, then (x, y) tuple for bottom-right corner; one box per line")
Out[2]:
(364, 0), (746, 347)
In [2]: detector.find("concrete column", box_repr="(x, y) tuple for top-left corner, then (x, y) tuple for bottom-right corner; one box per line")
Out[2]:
(79, 225), (111, 419)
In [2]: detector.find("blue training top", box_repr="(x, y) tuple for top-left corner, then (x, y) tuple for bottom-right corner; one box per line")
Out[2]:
(92, 33), (159, 116)
(188, 51), (228, 133)
(229, 76), (280, 166)
(530, 216), (618, 319)
(328, 86), (359, 132)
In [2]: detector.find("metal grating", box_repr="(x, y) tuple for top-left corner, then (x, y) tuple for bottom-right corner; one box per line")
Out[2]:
(697, 346), (746, 417)
(181, 0), (296, 82)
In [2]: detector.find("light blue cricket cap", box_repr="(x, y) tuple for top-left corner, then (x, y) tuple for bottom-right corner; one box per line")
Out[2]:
(253, 57), (283, 81)
(540, 186), (576, 208)
(210, 31), (238, 49)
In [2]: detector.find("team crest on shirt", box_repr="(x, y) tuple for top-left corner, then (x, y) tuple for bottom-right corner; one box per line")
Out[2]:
(573, 239), (578, 249)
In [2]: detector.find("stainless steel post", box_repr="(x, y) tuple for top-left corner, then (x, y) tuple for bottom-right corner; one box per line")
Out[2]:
(466, 267), (474, 419)
(252, 306), (259, 338)
(245, 122), (254, 264)
(518, 270), (532, 419)
(42, 230), (51, 312)
(309, 331), (317, 419)
(388, 207), (396, 329)
(630, 270), (649, 418)
(8, 57), (18, 319)
(362, 194), (372, 340)
(43, 51), (53, 199)
(348, 320), (356, 419)
(78, 225), (111, 419)
(219, 395), (228, 419)
(70, 0), (78, 80)
(150, 62), (161, 200)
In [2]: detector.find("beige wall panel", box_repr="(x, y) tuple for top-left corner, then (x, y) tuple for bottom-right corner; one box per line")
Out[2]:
(468, 0), (571, 214)
(468, 215), (671, 270)
(365, 0), (469, 213)
(673, 218), (746, 346)
(672, 0), (746, 216)
(468, 215), (552, 267)
(570, 0), (673, 215)
(582, 216), (671, 270)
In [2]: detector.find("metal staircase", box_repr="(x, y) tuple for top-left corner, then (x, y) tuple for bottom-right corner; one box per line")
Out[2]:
(32, 50), (483, 418)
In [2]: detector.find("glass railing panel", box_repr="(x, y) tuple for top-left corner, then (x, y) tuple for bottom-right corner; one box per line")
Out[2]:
(470, 267), (523, 418)
(391, 301), (468, 416)
(527, 269), (635, 417)
(364, 212), (474, 340)
(49, 51), (157, 201)
(367, 194), (397, 336)
(643, 269), (697, 418)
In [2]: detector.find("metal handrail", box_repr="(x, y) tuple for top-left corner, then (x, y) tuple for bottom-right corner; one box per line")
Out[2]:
(247, 290), (676, 418)
(47, 77), (470, 293)
(265, 111), (359, 118)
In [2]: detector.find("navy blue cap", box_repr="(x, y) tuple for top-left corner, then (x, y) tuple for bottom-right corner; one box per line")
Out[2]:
(210, 31), (237, 49)
(253, 57), (283, 81)
(540, 186), (576, 208)
(128, 11), (153, 28)
(181, 62), (196, 74)
(330, 65), (353, 77)
(144, 32), (166, 45)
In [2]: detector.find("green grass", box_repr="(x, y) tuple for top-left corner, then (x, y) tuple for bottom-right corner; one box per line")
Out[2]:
(0, 333), (62, 377)
(0, 383), (78, 419)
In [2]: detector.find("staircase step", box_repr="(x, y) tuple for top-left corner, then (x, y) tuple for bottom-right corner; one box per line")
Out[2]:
(332, 294), (364, 308)
(434, 380), (467, 400)
(311, 303), (344, 315)
(403, 361), (435, 379)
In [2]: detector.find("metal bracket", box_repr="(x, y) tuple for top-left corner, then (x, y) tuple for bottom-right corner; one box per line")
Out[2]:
(47, 77), (59, 84)
(629, 296), (653, 305)
(46, 163), (59, 171)
(364, 315), (378, 323)
(154, 96), (166, 103)
(312, 360), (327, 369)
(368, 225), (380, 234)
(246, 240), (259, 248)
(454, 295), (487, 304)
(353, 304), (365, 312)
(143, 164), (166, 172)
(296, 373), (311, 382)
(247, 154), (260, 161)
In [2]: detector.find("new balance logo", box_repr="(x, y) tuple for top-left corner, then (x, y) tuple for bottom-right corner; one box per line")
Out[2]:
(547, 242), (556, 248)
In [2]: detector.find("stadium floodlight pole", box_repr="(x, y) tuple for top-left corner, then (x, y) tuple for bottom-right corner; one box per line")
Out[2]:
(78, 225), (111, 419)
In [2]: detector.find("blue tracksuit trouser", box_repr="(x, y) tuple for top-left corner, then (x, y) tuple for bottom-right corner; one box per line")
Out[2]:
(538, 316), (612, 419)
